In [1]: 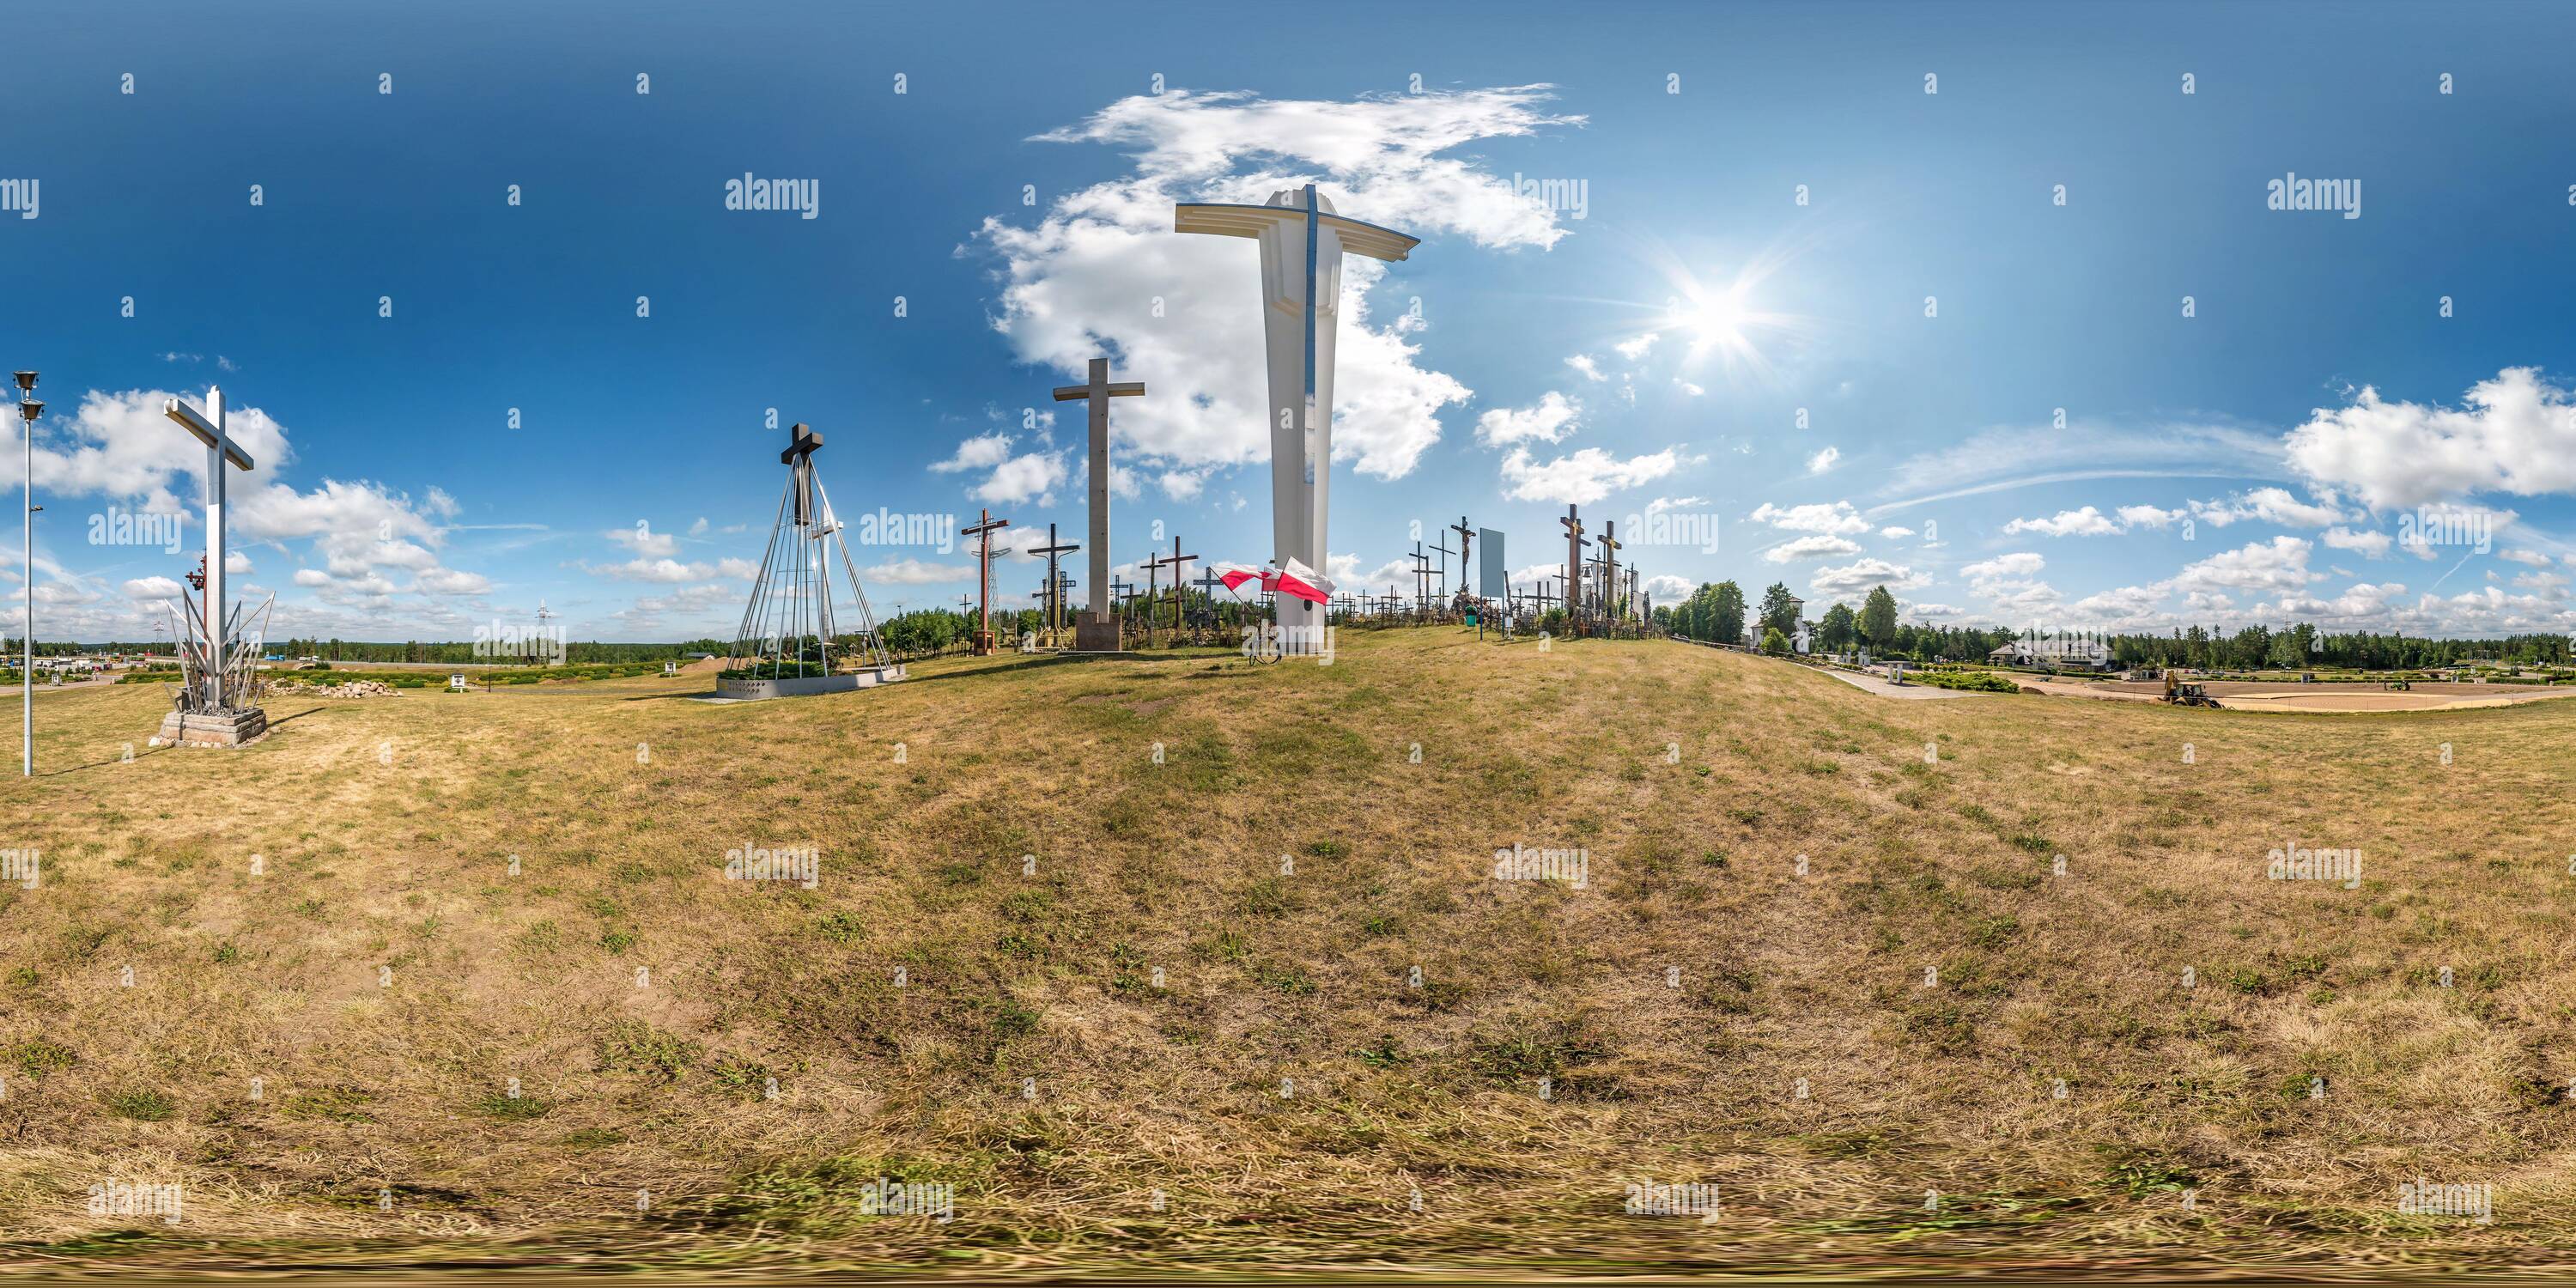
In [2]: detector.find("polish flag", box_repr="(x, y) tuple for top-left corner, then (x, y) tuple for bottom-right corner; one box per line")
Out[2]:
(1214, 560), (1333, 605)
(1215, 562), (1267, 594)
(1275, 557), (1332, 605)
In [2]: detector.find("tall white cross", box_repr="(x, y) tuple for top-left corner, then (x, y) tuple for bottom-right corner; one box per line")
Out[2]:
(1176, 185), (1418, 647)
(164, 387), (255, 710)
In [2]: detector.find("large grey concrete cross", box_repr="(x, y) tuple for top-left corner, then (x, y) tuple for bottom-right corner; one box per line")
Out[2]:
(1051, 358), (1142, 645)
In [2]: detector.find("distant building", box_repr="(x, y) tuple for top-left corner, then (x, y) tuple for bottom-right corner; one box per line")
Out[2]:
(1990, 638), (2112, 671)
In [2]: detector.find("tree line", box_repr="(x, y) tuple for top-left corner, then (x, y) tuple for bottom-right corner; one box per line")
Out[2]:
(1661, 581), (2571, 669)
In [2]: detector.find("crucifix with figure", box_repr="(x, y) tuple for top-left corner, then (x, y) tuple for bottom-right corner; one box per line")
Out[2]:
(962, 508), (1011, 656)
(155, 386), (270, 747)
(1053, 357), (1144, 652)
(1449, 517), (1475, 605)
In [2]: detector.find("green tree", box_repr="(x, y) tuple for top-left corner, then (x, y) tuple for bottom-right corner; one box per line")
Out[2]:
(1757, 582), (1803, 641)
(1860, 586), (1899, 650)
(1818, 602), (1857, 653)
(1713, 580), (1747, 645)
(1759, 625), (1790, 655)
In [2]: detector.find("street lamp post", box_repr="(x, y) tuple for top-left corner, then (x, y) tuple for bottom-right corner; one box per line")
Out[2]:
(16, 370), (39, 777)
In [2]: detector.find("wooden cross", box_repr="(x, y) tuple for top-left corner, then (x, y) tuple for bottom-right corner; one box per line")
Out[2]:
(961, 508), (1011, 655)
(1145, 535), (1198, 640)
(1026, 521), (1080, 643)
(1408, 543), (1432, 614)
(1559, 505), (1588, 627)
(1596, 519), (1623, 622)
(1052, 358), (1144, 631)
(1429, 532), (1455, 602)
(162, 387), (257, 712)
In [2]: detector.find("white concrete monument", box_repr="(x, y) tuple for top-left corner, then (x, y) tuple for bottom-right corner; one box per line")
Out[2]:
(1176, 185), (1418, 653)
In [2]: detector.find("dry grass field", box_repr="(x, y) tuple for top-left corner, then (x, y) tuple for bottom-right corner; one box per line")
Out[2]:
(3, 629), (2574, 1279)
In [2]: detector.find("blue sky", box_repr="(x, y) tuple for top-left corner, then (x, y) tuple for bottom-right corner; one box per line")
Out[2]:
(8, 0), (2576, 642)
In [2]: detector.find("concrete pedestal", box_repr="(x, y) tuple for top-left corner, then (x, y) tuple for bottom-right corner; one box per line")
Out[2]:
(152, 708), (269, 749)
(714, 665), (905, 702)
(1072, 611), (1121, 653)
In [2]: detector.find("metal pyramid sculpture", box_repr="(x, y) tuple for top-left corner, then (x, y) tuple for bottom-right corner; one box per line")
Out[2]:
(719, 422), (905, 700)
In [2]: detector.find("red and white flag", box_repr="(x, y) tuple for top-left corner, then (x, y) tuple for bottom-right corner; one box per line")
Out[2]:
(1274, 557), (1332, 605)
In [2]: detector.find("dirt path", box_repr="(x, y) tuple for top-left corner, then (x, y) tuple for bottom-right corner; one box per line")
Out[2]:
(1814, 665), (1978, 701)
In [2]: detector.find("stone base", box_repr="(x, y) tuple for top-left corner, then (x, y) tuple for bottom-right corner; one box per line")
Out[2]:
(1072, 614), (1121, 653)
(971, 630), (999, 657)
(715, 665), (905, 702)
(151, 707), (269, 749)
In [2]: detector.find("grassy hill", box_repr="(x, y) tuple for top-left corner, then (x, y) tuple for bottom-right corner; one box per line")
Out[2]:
(3, 629), (2572, 1277)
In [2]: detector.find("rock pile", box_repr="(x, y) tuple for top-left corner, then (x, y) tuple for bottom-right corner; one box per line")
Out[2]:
(273, 679), (402, 697)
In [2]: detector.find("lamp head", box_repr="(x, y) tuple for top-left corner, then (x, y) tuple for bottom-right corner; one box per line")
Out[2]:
(16, 399), (40, 422)
(11, 371), (33, 392)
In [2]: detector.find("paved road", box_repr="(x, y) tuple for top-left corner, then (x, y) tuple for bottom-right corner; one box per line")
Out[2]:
(1814, 665), (1978, 701)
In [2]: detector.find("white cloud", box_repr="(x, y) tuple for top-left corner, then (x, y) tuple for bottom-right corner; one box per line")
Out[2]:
(1564, 354), (1606, 382)
(2002, 505), (2121, 537)
(2065, 584), (2168, 629)
(2116, 504), (2183, 530)
(1643, 573), (1692, 600)
(1473, 391), (1580, 447)
(1878, 526), (1914, 539)
(2498, 548), (2553, 568)
(1960, 552), (2046, 584)
(1613, 335), (1656, 361)
(864, 558), (971, 586)
(929, 432), (1017, 474)
(1806, 446), (1839, 474)
(1747, 501), (1871, 536)
(1960, 551), (2057, 617)
(1763, 534), (1862, 563)
(1811, 558), (1929, 598)
(2321, 526), (2393, 558)
(981, 87), (1579, 484)
(2170, 536), (2317, 597)
(605, 524), (678, 557)
(0, 386), (487, 637)
(123, 575), (184, 600)
(2188, 487), (2349, 530)
(1498, 445), (1682, 505)
(976, 451), (1069, 506)
(416, 567), (492, 595)
(2287, 368), (2576, 509)
(1672, 378), (1704, 398)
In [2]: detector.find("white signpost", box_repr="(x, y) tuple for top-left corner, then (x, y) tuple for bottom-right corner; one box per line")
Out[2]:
(1176, 186), (1419, 655)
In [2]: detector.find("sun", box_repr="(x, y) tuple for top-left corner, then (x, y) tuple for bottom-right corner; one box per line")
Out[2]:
(1679, 288), (1752, 354)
